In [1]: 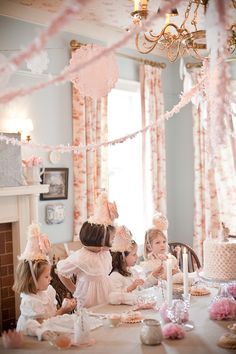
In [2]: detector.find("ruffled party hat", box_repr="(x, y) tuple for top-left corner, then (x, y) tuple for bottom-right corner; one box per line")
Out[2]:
(111, 226), (133, 252)
(88, 192), (118, 226)
(18, 223), (51, 261)
(152, 211), (168, 231)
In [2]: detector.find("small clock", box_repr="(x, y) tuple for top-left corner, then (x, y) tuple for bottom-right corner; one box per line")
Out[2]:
(49, 151), (61, 165)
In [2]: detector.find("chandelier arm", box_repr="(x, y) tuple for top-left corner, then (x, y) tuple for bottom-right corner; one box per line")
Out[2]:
(135, 33), (159, 54)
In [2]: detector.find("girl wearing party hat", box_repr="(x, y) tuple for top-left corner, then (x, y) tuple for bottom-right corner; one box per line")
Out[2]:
(140, 212), (182, 283)
(57, 192), (118, 308)
(108, 226), (163, 306)
(13, 223), (76, 339)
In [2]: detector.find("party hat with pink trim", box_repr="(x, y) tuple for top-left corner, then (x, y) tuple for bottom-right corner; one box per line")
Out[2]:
(88, 192), (119, 226)
(152, 211), (168, 231)
(111, 225), (133, 252)
(18, 223), (51, 261)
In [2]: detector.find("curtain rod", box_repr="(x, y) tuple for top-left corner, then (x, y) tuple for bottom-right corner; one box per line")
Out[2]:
(70, 40), (166, 69)
(186, 56), (236, 69)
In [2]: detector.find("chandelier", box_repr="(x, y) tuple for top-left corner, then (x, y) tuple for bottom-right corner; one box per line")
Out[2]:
(131, 0), (236, 62)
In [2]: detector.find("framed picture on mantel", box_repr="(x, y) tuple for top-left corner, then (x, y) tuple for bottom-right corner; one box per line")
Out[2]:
(40, 168), (68, 201)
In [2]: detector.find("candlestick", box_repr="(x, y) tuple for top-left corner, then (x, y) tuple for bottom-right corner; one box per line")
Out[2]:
(183, 248), (189, 299)
(166, 253), (173, 307)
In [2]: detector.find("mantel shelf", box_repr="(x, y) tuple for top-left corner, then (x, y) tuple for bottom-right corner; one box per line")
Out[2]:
(0, 184), (49, 197)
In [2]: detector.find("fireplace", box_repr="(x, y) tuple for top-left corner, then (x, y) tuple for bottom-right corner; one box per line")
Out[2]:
(0, 184), (49, 332)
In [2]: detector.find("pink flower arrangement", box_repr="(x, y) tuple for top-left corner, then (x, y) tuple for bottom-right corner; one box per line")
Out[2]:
(209, 298), (236, 320)
(228, 284), (236, 300)
(22, 156), (43, 167)
(162, 323), (185, 339)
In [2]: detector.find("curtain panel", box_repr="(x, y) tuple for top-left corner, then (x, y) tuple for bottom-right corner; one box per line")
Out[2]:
(72, 86), (108, 239)
(140, 64), (166, 225)
(192, 71), (236, 262)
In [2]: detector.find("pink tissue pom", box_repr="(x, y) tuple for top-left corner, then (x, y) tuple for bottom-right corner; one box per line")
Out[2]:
(228, 284), (236, 299)
(209, 298), (236, 320)
(162, 323), (185, 339)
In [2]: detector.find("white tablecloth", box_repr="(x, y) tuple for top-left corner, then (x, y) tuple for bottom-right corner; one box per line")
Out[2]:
(0, 287), (234, 354)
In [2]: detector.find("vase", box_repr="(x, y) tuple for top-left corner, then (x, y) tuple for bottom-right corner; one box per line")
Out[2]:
(24, 166), (44, 185)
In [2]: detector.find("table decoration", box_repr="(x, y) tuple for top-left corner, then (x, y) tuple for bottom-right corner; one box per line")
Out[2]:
(228, 323), (236, 334)
(217, 333), (236, 349)
(107, 314), (121, 327)
(49, 333), (72, 349)
(2, 330), (24, 349)
(183, 248), (189, 299)
(121, 311), (143, 324)
(227, 283), (236, 300)
(140, 319), (163, 345)
(166, 254), (173, 308)
(209, 297), (236, 320)
(162, 323), (185, 340)
(159, 302), (171, 324)
(190, 285), (211, 296)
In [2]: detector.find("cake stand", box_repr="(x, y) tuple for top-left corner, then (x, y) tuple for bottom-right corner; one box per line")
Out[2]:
(198, 271), (236, 301)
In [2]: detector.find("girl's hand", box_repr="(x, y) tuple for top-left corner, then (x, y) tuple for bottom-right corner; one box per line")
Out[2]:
(127, 279), (144, 292)
(61, 298), (77, 313)
(152, 264), (164, 279)
(172, 267), (179, 275)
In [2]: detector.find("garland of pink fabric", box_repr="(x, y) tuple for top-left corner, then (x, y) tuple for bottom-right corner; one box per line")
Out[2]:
(0, 0), (182, 104)
(0, 73), (206, 153)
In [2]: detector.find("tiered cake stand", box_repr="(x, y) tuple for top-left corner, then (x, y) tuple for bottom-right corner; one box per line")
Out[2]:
(198, 271), (236, 301)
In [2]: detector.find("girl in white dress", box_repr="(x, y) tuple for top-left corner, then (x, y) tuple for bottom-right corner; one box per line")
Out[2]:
(109, 226), (163, 305)
(140, 213), (182, 283)
(13, 223), (75, 339)
(57, 192), (118, 308)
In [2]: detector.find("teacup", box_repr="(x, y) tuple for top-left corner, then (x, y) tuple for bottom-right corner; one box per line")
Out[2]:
(108, 314), (121, 327)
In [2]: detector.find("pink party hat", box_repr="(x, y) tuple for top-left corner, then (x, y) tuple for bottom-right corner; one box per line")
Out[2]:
(18, 223), (51, 261)
(88, 192), (119, 226)
(111, 226), (133, 252)
(152, 211), (168, 231)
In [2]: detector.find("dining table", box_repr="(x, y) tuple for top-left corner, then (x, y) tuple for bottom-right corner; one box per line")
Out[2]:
(0, 286), (235, 354)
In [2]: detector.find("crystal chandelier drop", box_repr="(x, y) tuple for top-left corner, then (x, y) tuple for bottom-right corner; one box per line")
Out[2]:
(131, 0), (236, 62)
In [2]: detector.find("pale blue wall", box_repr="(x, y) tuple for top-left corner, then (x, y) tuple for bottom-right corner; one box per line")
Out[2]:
(2, 16), (234, 246)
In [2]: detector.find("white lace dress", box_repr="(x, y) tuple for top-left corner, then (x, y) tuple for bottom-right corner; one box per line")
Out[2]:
(17, 285), (57, 332)
(57, 247), (112, 308)
(109, 268), (158, 305)
(140, 254), (184, 284)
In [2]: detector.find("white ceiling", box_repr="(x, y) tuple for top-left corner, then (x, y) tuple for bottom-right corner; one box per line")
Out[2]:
(0, 0), (235, 57)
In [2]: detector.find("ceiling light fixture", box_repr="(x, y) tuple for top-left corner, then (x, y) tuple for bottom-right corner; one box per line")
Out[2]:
(131, 0), (236, 62)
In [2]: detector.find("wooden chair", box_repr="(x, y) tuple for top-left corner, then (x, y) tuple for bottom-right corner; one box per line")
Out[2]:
(168, 242), (201, 272)
(50, 255), (75, 308)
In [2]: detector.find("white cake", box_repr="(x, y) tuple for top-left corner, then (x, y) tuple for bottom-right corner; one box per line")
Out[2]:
(203, 238), (236, 281)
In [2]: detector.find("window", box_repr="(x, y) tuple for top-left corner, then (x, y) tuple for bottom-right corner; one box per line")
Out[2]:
(107, 81), (151, 247)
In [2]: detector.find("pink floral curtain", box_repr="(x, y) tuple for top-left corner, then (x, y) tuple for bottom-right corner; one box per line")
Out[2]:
(192, 71), (236, 262)
(72, 86), (108, 239)
(140, 64), (166, 218)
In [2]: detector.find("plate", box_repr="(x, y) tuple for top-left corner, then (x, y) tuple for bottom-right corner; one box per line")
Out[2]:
(190, 286), (210, 296)
(121, 317), (143, 324)
(228, 324), (236, 334)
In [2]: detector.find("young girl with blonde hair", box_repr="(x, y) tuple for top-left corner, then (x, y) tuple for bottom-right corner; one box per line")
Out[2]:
(141, 213), (182, 282)
(13, 223), (75, 340)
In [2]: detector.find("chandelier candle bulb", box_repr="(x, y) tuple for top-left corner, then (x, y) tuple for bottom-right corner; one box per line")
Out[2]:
(134, 0), (140, 11)
(183, 248), (189, 298)
(166, 253), (173, 308)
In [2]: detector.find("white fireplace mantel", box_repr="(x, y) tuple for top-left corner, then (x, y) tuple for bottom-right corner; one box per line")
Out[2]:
(0, 184), (49, 319)
(0, 184), (49, 263)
